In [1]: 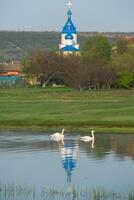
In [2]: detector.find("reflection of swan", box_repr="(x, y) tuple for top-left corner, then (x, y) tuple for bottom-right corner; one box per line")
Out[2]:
(81, 137), (95, 148)
(91, 139), (94, 149)
(80, 130), (95, 142)
(51, 128), (65, 141)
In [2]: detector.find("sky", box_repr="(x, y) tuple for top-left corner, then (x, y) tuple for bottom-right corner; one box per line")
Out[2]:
(0, 0), (134, 32)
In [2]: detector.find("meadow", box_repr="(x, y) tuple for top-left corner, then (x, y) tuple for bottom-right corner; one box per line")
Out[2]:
(0, 87), (134, 132)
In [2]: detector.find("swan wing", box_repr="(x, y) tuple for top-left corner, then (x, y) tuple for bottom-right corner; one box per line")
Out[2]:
(80, 136), (92, 141)
(51, 132), (64, 140)
(51, 132), (61, 137)
(81, 136), (92, 140)
(52, 137), (62, 141)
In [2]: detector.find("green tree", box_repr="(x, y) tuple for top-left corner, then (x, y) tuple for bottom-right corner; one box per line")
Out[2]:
(112, 52), (134, 89)
(116, 38), (129, 55)
(81, 35), (112, 64)
(81, 35), (112, 89)
(112, 52), (134, 73)
(118, 71), (133, 89)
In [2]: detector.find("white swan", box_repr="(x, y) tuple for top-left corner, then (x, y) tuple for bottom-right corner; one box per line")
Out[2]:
(80, 130), (95, 142)
(51, 128), (65, 141)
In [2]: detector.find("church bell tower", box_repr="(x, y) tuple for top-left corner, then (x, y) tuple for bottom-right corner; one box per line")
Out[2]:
(59, 0), (80, 54)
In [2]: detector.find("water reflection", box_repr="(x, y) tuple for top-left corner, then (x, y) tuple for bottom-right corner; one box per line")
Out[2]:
(81, 138), (95, 149)
(0, 131), (134, 197)
(0, 133), (134, 160)
(59, 142), (79, 183)
(51, 135), (94, 183)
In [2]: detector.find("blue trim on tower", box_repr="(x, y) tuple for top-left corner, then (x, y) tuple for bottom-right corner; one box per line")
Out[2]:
(62, 45), (79, 52)
(62, 10), (77, 34)
(65, 33), (73, 40)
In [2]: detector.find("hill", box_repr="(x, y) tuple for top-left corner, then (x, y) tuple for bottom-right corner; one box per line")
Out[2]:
(0, 31), (134, 61)
(0, 31), (60, 61)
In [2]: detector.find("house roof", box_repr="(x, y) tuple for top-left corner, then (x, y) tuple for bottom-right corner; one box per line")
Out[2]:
(0, 61), (22, 73)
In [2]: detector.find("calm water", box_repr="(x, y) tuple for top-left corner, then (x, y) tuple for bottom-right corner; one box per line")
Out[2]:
(0, 131), (134, 200)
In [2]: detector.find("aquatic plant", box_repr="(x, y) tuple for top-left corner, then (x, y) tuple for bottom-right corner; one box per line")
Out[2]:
(0, 183), (134, 200)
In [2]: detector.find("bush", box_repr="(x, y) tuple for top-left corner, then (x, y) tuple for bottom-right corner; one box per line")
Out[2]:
(118, 71), (134, 89)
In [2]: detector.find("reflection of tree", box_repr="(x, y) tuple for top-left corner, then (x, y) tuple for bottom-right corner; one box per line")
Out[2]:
(80, 134), (134, 161)
(80, 135), (111, 159)
(110, 134), (134, 160)
(0, 133), (134, 161)
(93, 135), (111, 159)
(0, 137), (61, 153)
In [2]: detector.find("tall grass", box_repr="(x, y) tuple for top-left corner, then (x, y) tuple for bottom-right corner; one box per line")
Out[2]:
(0, 183), (134, 200)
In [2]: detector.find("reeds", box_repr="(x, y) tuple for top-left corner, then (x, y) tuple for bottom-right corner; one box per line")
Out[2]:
(0, 183), (35, 200)
(0, 183), (134, 200)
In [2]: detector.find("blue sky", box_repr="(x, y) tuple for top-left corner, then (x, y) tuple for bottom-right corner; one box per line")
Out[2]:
(0, 0), (134, 32)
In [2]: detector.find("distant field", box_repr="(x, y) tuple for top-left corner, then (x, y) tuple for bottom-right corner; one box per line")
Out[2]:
(0, 87), (134, 132)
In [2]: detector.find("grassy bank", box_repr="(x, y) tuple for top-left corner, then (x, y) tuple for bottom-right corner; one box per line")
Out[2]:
(0, 87), (134, 132)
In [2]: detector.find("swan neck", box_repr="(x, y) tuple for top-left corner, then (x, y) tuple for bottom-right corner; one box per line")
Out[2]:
(61, 129), (64, 135)
(92, 131), (94, 139)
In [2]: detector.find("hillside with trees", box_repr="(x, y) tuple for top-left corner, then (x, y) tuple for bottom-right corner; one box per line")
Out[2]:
(23, 35), (134, 90)
(1, 31), (134, 90)
(0, 31), (134, 61)
(0, 31), (59, 61)
(0, 31), (88, 61)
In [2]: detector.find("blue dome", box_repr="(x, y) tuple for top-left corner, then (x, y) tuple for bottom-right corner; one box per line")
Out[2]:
(62, 10), (77, 34)
(65, 33), (73, 40)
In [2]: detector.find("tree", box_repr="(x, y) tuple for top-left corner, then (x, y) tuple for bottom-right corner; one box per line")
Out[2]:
(81, 35), (112, 64)
(23, 50), (55, 86)
(23, 50), (67, 86)
(112, 52), (134, 73)
(99, 64), (117, 89)
(116, 38), (129, 55)
(64, 55), (86, 90)
(118, 71), (133, 89)
(112, 51), (134, 88)
(81, 36), (112, 89)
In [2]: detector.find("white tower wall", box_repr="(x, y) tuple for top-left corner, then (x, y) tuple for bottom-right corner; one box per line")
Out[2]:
(59, 33), (78, 48)
(72, 34), (77, 44)
(66, 39), (73, 45)
(61, 34), (66, 45)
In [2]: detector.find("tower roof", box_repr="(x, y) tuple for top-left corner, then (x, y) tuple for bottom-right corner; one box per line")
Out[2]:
(62, 45), (79, 52)
(62, 10), (77, 34)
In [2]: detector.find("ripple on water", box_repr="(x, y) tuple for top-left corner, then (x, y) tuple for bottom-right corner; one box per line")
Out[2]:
(0, 132), (134, 194)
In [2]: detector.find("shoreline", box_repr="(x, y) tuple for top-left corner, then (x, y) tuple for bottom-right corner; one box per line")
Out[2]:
(0, 125), (134, 134)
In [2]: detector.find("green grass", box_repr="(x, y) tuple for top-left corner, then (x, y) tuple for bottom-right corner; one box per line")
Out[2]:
(0, 87), (134, 132)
